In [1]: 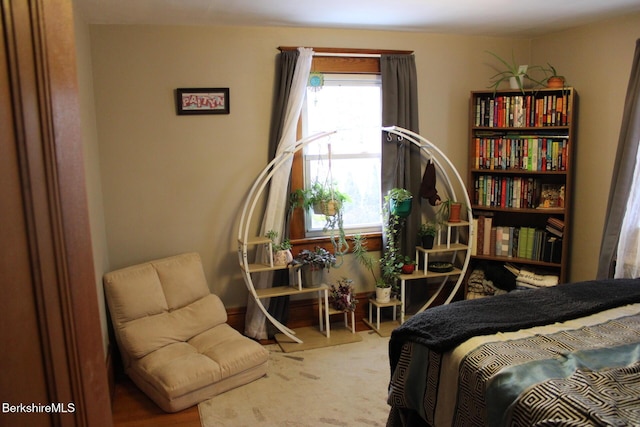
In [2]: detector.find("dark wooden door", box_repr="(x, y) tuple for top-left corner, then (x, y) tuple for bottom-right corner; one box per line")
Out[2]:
(0, 1), (112, 426)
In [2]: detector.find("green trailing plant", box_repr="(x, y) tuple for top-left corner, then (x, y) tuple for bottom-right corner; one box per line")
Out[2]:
(379, 192), (408, 291)
(290, 180), (351, 258)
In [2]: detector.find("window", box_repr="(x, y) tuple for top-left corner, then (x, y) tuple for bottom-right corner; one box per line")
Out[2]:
(287, 50), (395, 252)
(301, 74), (382, 236)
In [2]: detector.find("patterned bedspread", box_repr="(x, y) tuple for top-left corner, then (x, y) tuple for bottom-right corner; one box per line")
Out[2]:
(387, 303), (640, 427)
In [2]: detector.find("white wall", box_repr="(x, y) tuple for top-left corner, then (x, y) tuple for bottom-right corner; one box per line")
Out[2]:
(532, 14), (640, 281)
(88, 24), (525, 308)
(83, 15), (640, 317)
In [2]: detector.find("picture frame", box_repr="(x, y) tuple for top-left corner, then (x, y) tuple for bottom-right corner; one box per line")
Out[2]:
(175, 88), (230, 115)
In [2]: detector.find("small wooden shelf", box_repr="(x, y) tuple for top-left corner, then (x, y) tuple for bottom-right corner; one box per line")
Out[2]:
(365, 298), (401, 335)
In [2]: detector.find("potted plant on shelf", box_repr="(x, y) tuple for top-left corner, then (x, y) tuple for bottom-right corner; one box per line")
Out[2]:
(352, 234), (394, 303)
(293, 246), (336, 288)
(401, 256), (416, 275)
(329, 277), (358, 312)
(418, 222), (437, 249)
(265, 230), (293, 266)
(485, 51), (546, 92)
(542, 63), (566, 88)
(387, 188), (413, 218)
(437, 199), (464, 226)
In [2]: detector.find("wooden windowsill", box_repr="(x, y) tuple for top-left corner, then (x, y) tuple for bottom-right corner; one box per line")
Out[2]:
(290, 232), (382, 256)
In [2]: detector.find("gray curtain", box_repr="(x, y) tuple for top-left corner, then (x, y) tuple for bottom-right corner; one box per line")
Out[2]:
(381, 54), (421, 255)
(597, 39), (640, 279)
(261, 49), (299, 335)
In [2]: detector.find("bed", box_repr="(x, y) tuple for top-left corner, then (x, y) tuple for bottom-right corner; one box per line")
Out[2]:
(386, 278), (640, 427)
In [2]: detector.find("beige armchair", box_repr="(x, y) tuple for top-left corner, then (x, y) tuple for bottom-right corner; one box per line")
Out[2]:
(104, 252), (268, 412)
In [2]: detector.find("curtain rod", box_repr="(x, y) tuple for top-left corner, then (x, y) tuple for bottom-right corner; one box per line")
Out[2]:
(277, 46), (414, 57)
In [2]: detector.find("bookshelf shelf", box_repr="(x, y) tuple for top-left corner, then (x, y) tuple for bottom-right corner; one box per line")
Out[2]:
(468, 88), (576, 285)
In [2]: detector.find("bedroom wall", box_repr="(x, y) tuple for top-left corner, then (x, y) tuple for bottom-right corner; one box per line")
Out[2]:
(531, 13), (640, 281)
(88, 24), (527, 307)
(86, 14), (640, 317)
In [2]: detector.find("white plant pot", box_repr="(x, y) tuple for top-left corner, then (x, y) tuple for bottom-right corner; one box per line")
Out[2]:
(376, 287), (391, 303)
(273, 249), (293, 266)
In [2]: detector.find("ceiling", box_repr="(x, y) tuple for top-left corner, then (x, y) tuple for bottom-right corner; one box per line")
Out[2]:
(76, 0), (640, 37)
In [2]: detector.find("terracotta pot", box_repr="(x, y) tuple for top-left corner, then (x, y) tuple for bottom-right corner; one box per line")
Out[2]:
(546, 76), (565, 88)
(448, 202), (462, 223)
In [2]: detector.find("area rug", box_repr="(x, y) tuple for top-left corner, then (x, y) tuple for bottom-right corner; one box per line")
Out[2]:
(198, 330), (391, 427)
(274, 324), (363, 353)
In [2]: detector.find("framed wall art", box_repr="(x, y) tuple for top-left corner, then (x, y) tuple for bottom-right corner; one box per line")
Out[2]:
(175, 88), (230, 115)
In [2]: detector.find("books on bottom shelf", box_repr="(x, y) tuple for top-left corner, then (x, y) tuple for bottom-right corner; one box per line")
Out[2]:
(472, 215), (562, 263)
(504, 263), (559, 288)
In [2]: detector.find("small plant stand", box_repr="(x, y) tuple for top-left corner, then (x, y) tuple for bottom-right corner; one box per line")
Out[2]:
(319, 301), (355, 337)
(364, 297), (401, 335)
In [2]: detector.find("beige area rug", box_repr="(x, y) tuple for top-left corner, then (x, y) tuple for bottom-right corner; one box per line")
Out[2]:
(198, 330), (391, 427)
(274, 325), (363, 353)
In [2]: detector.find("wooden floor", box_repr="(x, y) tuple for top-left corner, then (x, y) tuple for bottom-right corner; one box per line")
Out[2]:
(112, 375), (201, 427)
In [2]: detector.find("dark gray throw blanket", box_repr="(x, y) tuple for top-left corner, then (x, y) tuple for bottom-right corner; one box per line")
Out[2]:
(389, 278), (640, 373)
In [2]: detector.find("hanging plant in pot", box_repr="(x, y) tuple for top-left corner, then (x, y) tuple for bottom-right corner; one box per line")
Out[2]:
(387, 188), (413, 218)
(290, 180), (351, 258)
(293, 246), (336, 288)
(265, 230), (293, 266)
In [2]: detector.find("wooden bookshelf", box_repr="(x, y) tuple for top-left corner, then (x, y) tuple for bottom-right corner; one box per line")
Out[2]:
(468, 88), (577, 284)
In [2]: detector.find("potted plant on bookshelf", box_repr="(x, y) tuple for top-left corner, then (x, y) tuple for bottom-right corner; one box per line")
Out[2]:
(485, 51), (546, 92)
(418, 222), (437, 249)
(293, 246), (336, 288)
(329, 277), (358, 312)
(387, 188), (413, 218)
(542, 63), (565, 88)
(265, 230), (293, 266)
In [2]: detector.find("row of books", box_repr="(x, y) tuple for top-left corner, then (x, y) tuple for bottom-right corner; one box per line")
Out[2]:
(471, 216), (562, 264)
(473, 177), (564, 210)
(474, 93), (571, 128)
(472, 135), (568, 171)
(473, 176), (545, 209)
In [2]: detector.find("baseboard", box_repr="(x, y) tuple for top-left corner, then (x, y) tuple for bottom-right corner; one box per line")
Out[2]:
(106, 343), (115, 405)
